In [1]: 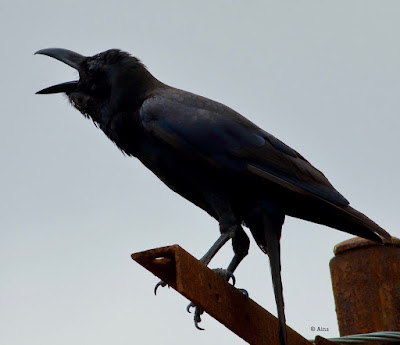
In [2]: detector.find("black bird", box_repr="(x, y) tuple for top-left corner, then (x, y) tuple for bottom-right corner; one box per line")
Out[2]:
(36, 48), (391, 345)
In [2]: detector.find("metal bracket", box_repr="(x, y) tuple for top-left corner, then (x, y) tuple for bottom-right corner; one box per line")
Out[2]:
(132, 245), (312, 345)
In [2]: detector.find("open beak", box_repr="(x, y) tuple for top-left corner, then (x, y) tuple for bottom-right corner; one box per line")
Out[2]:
(35, 48), (86, 94)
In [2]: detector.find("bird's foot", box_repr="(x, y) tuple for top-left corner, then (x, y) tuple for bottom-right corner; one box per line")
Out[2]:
(154, 269), (248, 330)
(185, 268), (248, 330)
(211, 268), (236, 285)
(211, 269), (249, 298)
(186, 302), (205, 330)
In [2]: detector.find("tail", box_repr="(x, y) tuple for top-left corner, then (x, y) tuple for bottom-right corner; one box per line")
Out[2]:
(246, 203), (288, 345)
(287, 197), (391, 244)
(335, 205), (391, 242)
(263, 219), (288, 345)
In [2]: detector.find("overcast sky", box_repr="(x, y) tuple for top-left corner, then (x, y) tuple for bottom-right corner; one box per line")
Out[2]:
(1, 1), (400, 344)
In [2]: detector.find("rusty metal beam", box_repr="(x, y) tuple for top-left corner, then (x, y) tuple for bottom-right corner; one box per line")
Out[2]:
(132, 245), (312, 345)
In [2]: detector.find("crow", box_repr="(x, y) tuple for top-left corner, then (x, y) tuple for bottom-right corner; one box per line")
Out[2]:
(36, 48), (391, 345)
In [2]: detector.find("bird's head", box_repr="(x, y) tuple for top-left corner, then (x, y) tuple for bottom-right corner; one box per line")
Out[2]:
(36, 48), (157, 124)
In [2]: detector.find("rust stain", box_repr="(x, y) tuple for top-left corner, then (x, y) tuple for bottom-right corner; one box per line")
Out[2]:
(330, 237), (400, 336)
(132, 245), (312, 345)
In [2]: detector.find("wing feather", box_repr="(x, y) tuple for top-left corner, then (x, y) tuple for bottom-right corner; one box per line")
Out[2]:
(140, 89), (349, 206)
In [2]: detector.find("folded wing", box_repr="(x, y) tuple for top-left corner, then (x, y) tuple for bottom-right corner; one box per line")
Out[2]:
(140, 89), (349, 207)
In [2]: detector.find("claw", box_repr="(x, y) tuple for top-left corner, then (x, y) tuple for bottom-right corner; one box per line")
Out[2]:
(154, 280), (167, 295)
(194, 307), (205, 330)
(186, 302), (194, 313)
(194, 319), (204, 330)
(186, 302), (205, 330)
(182, 268), (246, 332)
(238, 288), (249, 298)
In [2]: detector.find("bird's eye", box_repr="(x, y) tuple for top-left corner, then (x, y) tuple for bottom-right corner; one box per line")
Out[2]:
(87, 66), (96, 76)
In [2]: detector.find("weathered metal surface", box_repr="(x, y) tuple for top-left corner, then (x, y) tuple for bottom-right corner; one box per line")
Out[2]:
(132, 245), (312, 345)
(330, 237), (400, 336)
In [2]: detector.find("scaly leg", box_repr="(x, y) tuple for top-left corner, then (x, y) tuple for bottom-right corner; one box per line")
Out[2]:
(187, 225), (250, 329)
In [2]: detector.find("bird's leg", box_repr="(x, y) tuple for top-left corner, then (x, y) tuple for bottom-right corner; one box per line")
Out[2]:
(187, 224), (251, 329)
(227, 225), (250, 274)
(199, 225), (236, 265)
(156, 202), (243, 330)
(226, 225), (250, 297)
(155, 195), (237, 292)
(154, 226), (236, 295)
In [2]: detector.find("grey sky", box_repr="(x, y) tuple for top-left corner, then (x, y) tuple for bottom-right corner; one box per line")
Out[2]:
(1, 1), (400, 344)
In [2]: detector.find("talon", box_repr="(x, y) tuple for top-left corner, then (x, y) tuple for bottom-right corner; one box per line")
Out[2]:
(154, 280), (167, 295)
(238, 288), (249, 298)
(194, 308), (205, 330)
(194, 319), (204, 331)
(186, 302), (194, 313)
(182, 269), (244, 332)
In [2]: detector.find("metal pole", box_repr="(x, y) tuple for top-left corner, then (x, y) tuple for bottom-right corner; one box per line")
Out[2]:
(330, 237), (400, 336)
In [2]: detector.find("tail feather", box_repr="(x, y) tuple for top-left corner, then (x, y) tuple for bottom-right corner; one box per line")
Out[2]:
(287, 197), (391, 244)
(339, 205), (391, 242)
(245, 202), (288, 345)
(263, 224), (287, 345)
